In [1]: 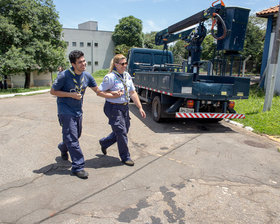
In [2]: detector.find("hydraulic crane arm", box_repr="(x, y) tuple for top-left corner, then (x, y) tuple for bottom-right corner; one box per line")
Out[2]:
(153, 0), (250, 76)
(155, 0), (226, 46)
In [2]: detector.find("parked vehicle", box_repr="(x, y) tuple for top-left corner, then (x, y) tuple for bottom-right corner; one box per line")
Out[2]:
(127, 0), (251, 122)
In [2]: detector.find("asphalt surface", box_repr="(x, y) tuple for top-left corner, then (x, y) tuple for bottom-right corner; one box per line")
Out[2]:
(0, 90), (280, 224)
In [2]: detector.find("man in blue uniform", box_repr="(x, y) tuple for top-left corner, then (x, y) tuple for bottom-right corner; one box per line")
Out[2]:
(99, 54), (146, 166)
(51, 50), (122, 179)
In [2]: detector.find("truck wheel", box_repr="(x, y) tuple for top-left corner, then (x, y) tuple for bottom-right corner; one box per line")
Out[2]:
(152, 96), (162, 122)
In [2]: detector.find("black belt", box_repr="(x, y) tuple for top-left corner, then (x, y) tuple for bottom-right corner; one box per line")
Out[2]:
(108, 102), (128, 105)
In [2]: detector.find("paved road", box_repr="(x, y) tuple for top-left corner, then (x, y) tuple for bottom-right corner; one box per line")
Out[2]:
(0, 91), (280, 224)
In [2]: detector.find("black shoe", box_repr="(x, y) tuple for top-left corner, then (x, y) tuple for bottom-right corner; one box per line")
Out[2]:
(122, 159), (134, 166)
(99, 140), (107, 155)
(72, 170), (88, 179)
(61, 151), (69, 161)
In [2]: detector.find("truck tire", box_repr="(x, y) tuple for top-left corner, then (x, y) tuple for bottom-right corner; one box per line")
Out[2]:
(152, 96), (162, 122)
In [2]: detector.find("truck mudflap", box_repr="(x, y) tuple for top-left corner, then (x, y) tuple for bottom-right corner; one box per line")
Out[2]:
(176, 112), (245, 119)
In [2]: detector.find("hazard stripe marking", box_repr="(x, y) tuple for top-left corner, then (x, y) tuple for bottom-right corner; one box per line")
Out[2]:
(175, 113), (245, 119)
(135, 85), (173, 96)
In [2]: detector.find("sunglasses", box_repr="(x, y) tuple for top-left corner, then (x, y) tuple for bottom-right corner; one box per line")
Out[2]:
(118, 62), (128, 66)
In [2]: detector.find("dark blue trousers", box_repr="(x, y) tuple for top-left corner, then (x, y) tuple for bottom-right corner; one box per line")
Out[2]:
(58, 114), (84, 172)
(100, 101), (131, 162)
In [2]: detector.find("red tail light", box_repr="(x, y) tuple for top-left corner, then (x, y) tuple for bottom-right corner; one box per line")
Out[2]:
(228, 101), (235, 109)
(187, 100), (194, 108)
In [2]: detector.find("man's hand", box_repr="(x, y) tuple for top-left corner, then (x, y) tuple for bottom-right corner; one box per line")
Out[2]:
(71, 92), (82, 100)
(50, 88), (82, 100)
(111, 90), (124, 97)
(91, 86), (124, 99)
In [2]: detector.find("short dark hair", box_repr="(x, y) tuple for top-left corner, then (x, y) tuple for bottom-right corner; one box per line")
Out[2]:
(69, 50), (84, 64)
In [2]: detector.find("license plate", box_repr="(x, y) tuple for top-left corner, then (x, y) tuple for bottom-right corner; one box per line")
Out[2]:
(179, 107), (194, 113)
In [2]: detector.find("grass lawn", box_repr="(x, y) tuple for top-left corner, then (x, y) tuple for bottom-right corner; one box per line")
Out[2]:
(92, 69), (109, 85)
(234, 84), (280, 137)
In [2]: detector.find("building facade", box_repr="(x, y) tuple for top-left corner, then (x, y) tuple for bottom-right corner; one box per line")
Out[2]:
(3, 21), (114, 88)
(62, 21), (115, 74)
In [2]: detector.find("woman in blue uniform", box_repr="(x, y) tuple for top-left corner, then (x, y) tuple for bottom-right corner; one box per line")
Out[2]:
(99, 54), (146, 166)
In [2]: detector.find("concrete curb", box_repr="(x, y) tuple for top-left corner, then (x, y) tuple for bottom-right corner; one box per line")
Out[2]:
(224, 119), (254, 132)
(0, 89), (49, 99)
(225, 119), (280, 145)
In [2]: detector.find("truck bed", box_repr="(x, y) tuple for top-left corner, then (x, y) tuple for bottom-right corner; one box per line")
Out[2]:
(134, 71), (250, 100)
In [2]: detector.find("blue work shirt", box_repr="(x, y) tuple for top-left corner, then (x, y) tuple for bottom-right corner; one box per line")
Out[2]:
(52, 68), (97, 116)
(99, 71), (135, 104)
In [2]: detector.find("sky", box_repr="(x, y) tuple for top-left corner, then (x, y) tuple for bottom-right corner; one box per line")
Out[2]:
(52, 0), (278, 33)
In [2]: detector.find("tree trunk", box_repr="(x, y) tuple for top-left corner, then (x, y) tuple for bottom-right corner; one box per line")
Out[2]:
(4, 75), (8, 89)
(24, 71), (31, 89)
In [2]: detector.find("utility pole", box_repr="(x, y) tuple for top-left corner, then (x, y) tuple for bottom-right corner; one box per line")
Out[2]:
(263, 4), (280, 112)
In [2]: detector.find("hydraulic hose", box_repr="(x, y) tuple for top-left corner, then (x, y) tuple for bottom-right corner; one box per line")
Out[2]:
(211, 13), (227, 40)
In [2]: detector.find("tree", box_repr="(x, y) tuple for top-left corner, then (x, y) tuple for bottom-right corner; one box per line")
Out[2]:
(201, 34), (216, 60)
(112, 16), (143, 54)
(114, 44), (131, 56)
(169, 40), (187, 64)
(243, 15), (266, 73)
(0, 0), (67, 88)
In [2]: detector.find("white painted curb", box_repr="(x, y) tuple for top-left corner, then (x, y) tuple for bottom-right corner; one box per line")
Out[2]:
(0, 89), (49, 99)
(224, 118), (254, 132)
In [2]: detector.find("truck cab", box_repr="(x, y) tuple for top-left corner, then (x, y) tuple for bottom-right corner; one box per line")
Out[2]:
(127, 48), (174, 77)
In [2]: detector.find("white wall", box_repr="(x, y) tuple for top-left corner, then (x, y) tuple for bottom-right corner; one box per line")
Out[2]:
(10, 71), (52, 88)
(62, 28), (114, 74)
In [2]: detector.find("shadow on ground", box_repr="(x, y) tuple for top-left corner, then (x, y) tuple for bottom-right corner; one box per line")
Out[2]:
(33, 155), (123, 176)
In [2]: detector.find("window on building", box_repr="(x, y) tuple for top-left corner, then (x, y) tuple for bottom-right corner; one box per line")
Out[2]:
(94, 43), (98, 47)
(72, 42), (76, 47)
(80, 42), (84, 47)
(87, 61), (92, 66)
(95, 61), (98, 66)
(87, 42), (91, 47)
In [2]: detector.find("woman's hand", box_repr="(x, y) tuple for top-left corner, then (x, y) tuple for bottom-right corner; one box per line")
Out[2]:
(111, 90), (124, 97)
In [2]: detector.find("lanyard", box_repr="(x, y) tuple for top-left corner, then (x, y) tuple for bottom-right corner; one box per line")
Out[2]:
(112, 70), (129, 102)
(69, 67), (84, 94)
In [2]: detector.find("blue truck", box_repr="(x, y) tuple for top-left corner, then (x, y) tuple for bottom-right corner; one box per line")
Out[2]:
(127, 1), (251, 122)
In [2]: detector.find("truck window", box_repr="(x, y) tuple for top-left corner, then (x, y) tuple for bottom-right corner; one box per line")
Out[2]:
(154, 53), (171, 64)
(134, 53), (152, 64)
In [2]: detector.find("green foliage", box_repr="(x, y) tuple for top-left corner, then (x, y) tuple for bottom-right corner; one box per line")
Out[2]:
(114, 44), (131, 56)
(234, 85), (280, 136)
(92, 69), (109, 77)
(169, 40), (187, 64)
(0, 0), (67, 87)
(243, 15), (266, 73)
(143, 32), (157, 49)
(201, 34), (216, 60)
(143, 32), (162, 50)
(92, 69), (109, 85)
(112, 15), (143, 54)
